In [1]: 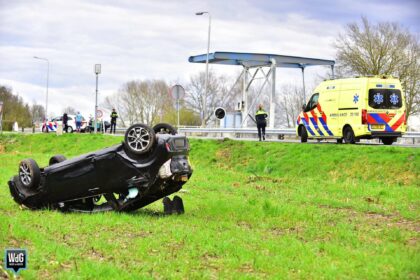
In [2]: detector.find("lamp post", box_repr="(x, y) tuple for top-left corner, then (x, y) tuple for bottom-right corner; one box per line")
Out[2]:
(195, 11), (211, 127)
(94, 64), (101, 134)
(33, 56), (49, 120)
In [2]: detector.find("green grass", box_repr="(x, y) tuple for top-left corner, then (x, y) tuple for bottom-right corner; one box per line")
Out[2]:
(0, 133), (419, 279)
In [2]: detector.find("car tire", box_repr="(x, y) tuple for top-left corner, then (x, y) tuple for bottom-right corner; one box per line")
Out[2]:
(300, 126), (308, 143)
(381, 138), (395, 145)
(49, 154), (67, 165)
(124, 123), (156, 155)
(19, 159), (41, 189)
(67, 126), (74, 133)
(153, 123), (177, 135)
(172, 196), (184, 214)
(343, 126), (355, 144)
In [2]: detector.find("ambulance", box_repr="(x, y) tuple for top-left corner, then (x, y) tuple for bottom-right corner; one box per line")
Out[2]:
(296, 75), (406, 145)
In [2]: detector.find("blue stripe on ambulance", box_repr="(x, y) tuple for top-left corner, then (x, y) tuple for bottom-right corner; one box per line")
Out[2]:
(301, 118), (315, 136)
(310, 117), (324, 136)
(369, 113), (393, 132)
(318, 118), (334, 136)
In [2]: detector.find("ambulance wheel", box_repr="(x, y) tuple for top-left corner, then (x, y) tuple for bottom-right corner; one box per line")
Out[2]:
(343, 126), (355, 144)
(300, 126), (308, 143)
(381, 137), (395, 145)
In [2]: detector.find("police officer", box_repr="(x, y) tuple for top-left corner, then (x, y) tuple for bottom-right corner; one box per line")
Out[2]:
(110, 109), (118, 134)
(62, 113), (69, 133)
(255, 104), (268, 141)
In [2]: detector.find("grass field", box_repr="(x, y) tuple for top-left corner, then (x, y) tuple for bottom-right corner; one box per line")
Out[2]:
(0, 133), (419, 279)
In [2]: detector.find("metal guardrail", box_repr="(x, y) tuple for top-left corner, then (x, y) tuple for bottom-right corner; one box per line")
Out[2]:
(13, 126), (420, 144)
(178, 127), (420, 137)
(176, 127), (420, 144)
(178, 127), (296, 135)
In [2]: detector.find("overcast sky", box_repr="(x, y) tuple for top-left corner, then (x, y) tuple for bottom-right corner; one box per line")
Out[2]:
(0, 0), (419, 118)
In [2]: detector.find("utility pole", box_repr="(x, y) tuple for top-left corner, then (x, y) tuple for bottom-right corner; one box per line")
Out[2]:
(196, 11), (211, 127)
(33, 56), (49, 120)
(94, 64), (101, 134)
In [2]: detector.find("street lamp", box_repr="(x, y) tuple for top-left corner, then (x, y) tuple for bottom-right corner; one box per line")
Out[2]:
(33, 56), (49, 120)
(195, 11), (211, 127)
(94, 64), (101, 134)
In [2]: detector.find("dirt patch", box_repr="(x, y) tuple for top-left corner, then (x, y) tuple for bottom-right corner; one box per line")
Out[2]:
(87, 247), (107, 262)
(0, 144), (4, 154)
(270, 226), (302, 236)
(237, 221), (252, 230)
(364, 212), (420, 233)
(247, 174), (282, 184)
(318, 204), (420, 232)
(215, 148), (231, 161)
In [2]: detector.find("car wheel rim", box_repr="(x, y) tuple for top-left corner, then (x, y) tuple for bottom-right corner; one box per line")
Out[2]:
(19, 163), (32, 186)
(127, 127), (150, 152)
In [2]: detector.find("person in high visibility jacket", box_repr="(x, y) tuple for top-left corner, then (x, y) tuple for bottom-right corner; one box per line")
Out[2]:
(110, 109), (118, 134)
(255, 104), (268, 141)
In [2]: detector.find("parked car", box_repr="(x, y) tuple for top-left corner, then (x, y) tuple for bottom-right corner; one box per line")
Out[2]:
(41, 115), (88, 133)
(85, 119), (111, 133)
(8, 123), (192, 213)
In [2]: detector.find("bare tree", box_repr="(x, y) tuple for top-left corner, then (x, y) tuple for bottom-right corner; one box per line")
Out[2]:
(103, 92), (127, 127)
(30, 103), (45, 124)
(103, 80), (171, 127)
(62, 106), (76, 115)
(185, 71), (242, 126)
(276, 84), (305, 128)
(335, 16), (420, 119)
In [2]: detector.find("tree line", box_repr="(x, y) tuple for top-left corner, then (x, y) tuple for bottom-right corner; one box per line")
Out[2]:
(0, 85), (45, 130)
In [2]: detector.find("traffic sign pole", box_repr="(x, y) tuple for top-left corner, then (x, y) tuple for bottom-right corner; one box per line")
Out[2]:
(170, 85), (185, 128)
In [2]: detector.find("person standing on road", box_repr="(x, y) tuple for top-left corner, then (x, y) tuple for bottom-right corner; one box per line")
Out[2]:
(255, 104), (268, 141)
(110, 109), (118, 134)
(62, 113), (69, 133)
(75, 111), (83, 133)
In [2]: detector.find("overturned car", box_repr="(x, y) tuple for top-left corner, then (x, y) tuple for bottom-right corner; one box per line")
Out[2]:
(8, 123), (192, 213)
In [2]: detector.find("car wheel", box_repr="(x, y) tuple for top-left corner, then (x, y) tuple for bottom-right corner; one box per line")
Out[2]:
(19, 159), (41, 189)
(49, 154), (66, 165)
(153, 123), (177, 135)
(300, 126), (308, 143)
(381, 138), (395, 145)
(67, 126), (74, 133)
(343, 126), (355, 144)
(124, 123), (156, 155)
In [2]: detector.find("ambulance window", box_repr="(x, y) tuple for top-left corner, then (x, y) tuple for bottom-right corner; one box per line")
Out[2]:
(305, 93), (319, 112)
(368, 89), (402, 109)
